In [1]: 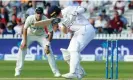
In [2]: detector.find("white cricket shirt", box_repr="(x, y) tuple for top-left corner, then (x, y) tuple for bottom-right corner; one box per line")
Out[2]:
(24, 15), (53, 36)
(61, 6), (91, 31)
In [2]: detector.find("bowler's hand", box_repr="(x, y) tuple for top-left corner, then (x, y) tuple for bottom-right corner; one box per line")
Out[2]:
(45, 45), (50, 54)
(20, 41), (26, 49)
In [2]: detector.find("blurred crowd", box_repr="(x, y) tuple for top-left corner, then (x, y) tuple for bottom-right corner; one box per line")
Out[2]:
(0, 0), (133, 39)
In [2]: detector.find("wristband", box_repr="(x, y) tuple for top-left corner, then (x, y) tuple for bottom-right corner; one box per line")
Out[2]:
(46, 41), (50, 46)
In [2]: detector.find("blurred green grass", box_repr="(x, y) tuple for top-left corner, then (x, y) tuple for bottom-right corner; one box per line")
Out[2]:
(0, 61), (132, 79)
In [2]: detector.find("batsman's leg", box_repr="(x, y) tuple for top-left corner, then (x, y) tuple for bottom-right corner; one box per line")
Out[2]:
(69, 50), (80, 74)
(60, 48), (86, 77)
(61, 50), (81, 79)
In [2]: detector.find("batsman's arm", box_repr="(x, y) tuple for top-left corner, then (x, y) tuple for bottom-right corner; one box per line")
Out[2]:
(62, 6), (86, 27)
(74, 6), (86, 14)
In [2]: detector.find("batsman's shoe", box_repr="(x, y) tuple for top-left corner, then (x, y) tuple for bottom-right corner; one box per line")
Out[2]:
(54, 72), (61, 77)
(62, 73), (82, 80)
(14, 71), (20, 77)
(80, 68), (87, 78)
(80, 72), (86, 78)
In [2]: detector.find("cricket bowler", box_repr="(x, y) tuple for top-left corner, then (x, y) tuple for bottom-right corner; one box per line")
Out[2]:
(14, 7), (61, 77)
(48, 6), (96, 79)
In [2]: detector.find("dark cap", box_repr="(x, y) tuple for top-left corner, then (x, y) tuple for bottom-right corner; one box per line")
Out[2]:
(48, 6), (61, 18)
(35, 7), (43, 14)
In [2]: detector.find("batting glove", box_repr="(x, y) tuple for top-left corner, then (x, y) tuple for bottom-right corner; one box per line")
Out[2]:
(62, 11), (78, 27)
(51, 18), (61, 26)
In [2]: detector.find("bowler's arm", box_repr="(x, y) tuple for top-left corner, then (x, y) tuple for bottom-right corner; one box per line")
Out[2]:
(22, 28), (27, 43)
(23, 16), (31, 43)
(47, 31), (53, 42)
(46, 22), (54, 46)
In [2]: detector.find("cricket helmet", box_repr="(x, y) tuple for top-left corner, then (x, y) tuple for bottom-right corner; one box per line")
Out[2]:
(48, 5), (61, 18)
(35, 7), (43, 14)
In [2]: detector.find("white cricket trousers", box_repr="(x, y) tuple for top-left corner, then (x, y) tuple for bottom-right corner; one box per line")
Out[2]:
(15, 35), (59, 74)
(67, 24), (95, 74)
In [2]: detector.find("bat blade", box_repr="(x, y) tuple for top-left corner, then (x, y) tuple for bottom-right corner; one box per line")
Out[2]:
(34, 18), (54, 27)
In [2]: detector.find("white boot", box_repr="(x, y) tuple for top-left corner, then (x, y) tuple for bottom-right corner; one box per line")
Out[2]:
(79, 66), (86, 78)
(62, 73), (77, 79)
(54, 72), (61, 77)
(62, 73), (82, 80)
(14, 70), (20, 77)
(60, 48), (85, 79)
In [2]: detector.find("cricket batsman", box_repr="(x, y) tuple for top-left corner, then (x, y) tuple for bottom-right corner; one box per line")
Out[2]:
(14, 7), (61, 77)
(48, 6), (96, 79)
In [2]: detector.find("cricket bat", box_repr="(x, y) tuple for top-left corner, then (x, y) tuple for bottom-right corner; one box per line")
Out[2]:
(34, 18), (55, 27)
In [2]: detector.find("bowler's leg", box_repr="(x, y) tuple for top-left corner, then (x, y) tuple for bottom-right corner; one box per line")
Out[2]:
(38, 37), (61, 77)
(15, 36), (32, 76)
(46, 46), (61, 77)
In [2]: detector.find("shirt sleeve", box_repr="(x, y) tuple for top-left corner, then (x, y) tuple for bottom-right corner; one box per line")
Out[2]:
(24, 16), (31, 29)
(62, 6), (86, 17)
(75, 6), (86, 14)
(47, 24), (53, 32)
